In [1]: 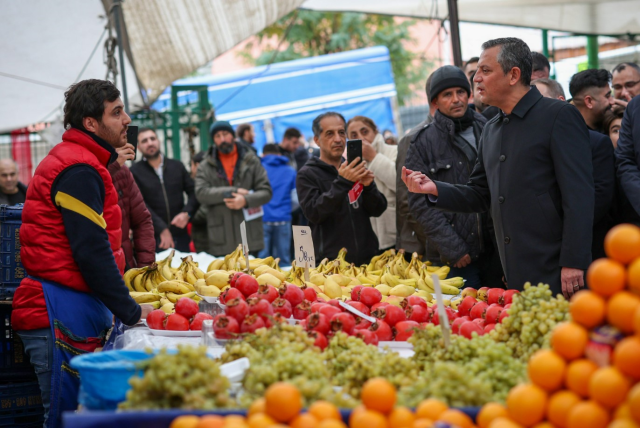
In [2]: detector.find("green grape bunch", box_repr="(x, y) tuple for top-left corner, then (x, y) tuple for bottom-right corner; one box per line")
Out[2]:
(120, 345), (234, 410)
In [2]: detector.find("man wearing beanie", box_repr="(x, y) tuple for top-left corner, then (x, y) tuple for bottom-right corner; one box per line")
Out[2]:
(131, 127), (198, 252)
(195, 120), (272, 256)
(403, 38), (593, 298)
(404, 65), (502, 288)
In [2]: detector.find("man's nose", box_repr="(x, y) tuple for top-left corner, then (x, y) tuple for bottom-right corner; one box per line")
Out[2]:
(123, 111), (132, 125)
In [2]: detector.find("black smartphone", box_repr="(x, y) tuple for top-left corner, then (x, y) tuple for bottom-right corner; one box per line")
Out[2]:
(223, 190), (234, 199)
(126, 125), (138, 158)
(346, 139), (363, 165)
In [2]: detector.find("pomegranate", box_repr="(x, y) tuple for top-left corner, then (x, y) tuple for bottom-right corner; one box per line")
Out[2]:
(469, 301), (489, 320)
(461, 287), (478, 299)
(293, 300), (312, 320)
(351, 285), (364, 301)
(229, 272), (245, 288)
(484, 323), (496, 333)
(164, 313), (189, 331)
(359, 287), (382, 307)
(394, 320), (420, 341)
(308, 331), (328, 350)
(457, 296), (478, 317)
(247, 298), (274, 319)
(306, 313), (330, 335)
(225, 298), (250, 323)
(486, 288), (505, 306)
(473, 318), (485, 329)
(432, 307), (457, 326)
(372, 305), (406, 326)
(319, 305), (342, 319)
(146, 309), (166, 330)
(272, 298), (293, 318)
(235, 275), (259, 298)
(406, 305), (429, 323)
(175, 297), (199, 320)
(499, 310), (510, 323)
(346, 301), (370, 316)
(401, 295), (428, 309)
(484, 304), (503, 324)
(371, 302), (390, 312)
(354, 316), (372, 330)
(220, 287), (244, 304)
(256, 284), (279, 303)
(355, 328), (379, 346)
(330, 312), (356, 335)
(212, 314), (240, 339)
(459, 321), (484, 339)
(310, 302), (327, 313)
(264, 312), (287, 328)
(451, 317), (467, 335)
(280, 284), (305, 307)
(502, 290), (519, 305)
(241, 314), (266, 333)
(302, 286), (318, 302)
(477, 287), (489, 302)
(189, 313), (214, 331)
(368, 320), (393, 341)
(327, 299), (343, 309)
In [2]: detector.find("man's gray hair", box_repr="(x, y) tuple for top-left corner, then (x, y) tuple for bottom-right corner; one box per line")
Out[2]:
(311, 112), (346, 138)
(532, 78), (566, 99)
(481, 38), (533, 86)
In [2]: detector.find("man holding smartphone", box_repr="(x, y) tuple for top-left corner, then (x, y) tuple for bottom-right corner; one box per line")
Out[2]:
(297, 112), (387, 265)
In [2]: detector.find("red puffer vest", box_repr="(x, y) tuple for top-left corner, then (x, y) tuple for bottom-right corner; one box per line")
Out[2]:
(12, 129), (124, 331)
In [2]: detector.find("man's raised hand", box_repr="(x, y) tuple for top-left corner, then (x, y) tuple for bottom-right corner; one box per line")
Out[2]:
(402, 166), (438, 196)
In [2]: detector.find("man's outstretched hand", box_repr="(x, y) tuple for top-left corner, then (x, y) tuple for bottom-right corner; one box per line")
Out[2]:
(401, 166), (438, 196)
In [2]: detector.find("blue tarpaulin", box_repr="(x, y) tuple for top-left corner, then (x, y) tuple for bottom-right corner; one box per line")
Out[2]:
(151, 46), (398, 152)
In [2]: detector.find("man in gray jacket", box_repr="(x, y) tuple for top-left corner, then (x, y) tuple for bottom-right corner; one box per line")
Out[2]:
(404, 65), (501, 288)
(195, 121), (272, 257)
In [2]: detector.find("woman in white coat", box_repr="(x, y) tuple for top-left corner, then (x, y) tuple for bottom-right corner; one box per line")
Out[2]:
(346, 116), (398, 251)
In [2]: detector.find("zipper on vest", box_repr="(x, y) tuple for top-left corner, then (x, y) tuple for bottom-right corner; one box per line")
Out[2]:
(159, 177), (171, 225)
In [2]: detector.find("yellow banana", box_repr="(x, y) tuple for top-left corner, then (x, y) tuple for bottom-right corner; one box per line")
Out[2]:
(196, 285), (221, 297)
(166, 291), (196, 303)
(450, 298), (462, 310)
(129, 292), (162, 304)
(144, 274), (155, 292)
(160, 297), (171, 306)
(375, 283), (392, 296)
(443, 299), (451, 307)
(389, 284), (416, 297)
(123, 269), (141, 291)
(133, 274), (147, 292)
(317, 292), (332, 301)
(441, 277), (465, 288)
(160, 302), (174, 314)
(415, 290), (434, 302)
(356, 273), (375, 285)
(205, 271), (231, 288)
(161, 264), (174, 280)
(207, 258), (225, 272)
(256, 273), (282, 288)
(254, 265), (286, 281)
(184, 269), (198, 286)
(440, 283), (461, 295)
(323, 276), (343, 299)
(195, 278), (207, 289)
(309, 273), (326, 286)
(157, 280), (193, 294)
(239, 256), (274, 270)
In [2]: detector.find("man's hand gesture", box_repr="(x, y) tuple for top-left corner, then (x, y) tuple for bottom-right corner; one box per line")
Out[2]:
(339, 158), (367, 183)
(402, 167), (438, 196)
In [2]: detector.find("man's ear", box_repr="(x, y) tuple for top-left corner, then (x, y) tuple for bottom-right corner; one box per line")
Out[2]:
(584, 94), (594, 109)
(509, 67), (522, 86)
(83, 116), (99, 133)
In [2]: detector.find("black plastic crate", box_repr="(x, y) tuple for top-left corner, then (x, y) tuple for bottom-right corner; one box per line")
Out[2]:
(0, 204), (25, 300)
(0, 382), (44, 426)
(0, 304), (36, 382)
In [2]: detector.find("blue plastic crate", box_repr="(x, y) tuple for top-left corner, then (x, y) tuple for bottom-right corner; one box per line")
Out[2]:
(0, 204), (25, 300)
(0, 304), (36, 381)
(0, 381), (44, 427)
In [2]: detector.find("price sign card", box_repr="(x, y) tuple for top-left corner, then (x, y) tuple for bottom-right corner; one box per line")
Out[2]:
(292, 226), (316, 269)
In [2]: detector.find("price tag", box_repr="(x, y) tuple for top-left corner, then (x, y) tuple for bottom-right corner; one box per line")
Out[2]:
(240, 221), (250, 272)
(293, 226), (316, 269)
(432, 274), (450, 348)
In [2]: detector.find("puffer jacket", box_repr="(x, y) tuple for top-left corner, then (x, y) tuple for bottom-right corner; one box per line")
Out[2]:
(405, 109), (492, 265)
(108, 162), (155, 269)
(366, 133), (397, 250)
(195, 142), (272, 256)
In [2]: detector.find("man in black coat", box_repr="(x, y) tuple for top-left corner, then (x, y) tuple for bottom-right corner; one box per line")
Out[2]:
(403, 38), (594, 298)
(297, 112), (387, 266)
(130, 128), (198, 252)
(405, 65), (500, 288)
(616, 95), (640, 220)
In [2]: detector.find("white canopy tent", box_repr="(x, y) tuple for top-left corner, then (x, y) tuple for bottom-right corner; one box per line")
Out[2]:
(1, 0), (639, 133)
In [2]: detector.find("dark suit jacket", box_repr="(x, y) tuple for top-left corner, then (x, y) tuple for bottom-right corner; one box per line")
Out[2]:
(429, 86), (594, 295)
(588, 130), (615, 259)
(615, 96), (640, 220)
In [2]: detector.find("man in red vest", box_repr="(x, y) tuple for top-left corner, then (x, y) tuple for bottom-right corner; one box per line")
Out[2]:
(12, 79), (153, 427)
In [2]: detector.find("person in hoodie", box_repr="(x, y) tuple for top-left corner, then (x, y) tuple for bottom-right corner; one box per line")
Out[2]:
(297, 112), (387, 266)
(258, 144), (297, 265)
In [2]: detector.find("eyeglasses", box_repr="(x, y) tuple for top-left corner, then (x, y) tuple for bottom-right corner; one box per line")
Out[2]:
(612, 80), (640, 91)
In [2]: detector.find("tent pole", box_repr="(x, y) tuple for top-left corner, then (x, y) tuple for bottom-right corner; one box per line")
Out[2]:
(587, 35), (599, 69)
(542, 30), (549, 57)
(447, 0), (463, 67)
(113, 0), (129, 112)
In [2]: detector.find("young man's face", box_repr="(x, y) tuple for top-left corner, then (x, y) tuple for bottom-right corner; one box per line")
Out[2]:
(95, 98), (131, 148)
(612, 67), (640, 101)
(315, 116), (346, 162)
(138, 130), (161, 159)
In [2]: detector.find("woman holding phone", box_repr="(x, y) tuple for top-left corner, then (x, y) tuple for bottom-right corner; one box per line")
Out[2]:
(347, 116), (398, 251)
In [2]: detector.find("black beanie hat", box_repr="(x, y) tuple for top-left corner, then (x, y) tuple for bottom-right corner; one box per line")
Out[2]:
(429, 65), (471, 102)
(209, 120), (235, 138)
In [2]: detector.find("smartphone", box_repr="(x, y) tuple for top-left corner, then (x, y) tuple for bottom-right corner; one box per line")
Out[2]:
(126, 125), (138, 158)
(346, 139), (363, 165)
(223, 190), (234, 199)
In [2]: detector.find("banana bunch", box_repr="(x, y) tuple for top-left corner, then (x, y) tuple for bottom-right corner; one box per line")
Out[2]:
(155, 250), (176, 280)
(177, 255), (205, 285)
(124, 263), (167, 292)
(157, 279), (195, 295)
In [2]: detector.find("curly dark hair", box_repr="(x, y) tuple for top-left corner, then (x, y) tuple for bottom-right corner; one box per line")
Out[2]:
(63, 79), (121, 131)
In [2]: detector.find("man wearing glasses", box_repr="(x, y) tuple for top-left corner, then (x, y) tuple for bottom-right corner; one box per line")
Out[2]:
(612, 62), (640, 106)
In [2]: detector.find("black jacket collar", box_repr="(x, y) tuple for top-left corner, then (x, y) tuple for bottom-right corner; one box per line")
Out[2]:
(509, 86), (542, 119)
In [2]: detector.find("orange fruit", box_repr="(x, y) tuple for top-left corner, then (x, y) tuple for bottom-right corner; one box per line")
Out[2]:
(551, 322), (589, 361)
(605, 224), (640, 264)
(309, 401), (341, 421)
(628, 257), (640, 294)
(412, 418), (433, 428)
(506, 383), (548, 427)
(589, 367), (631, 409)
(249, 398), (267, 417)
(547, 390), (581, 428)
(487, 417), (524, 428)
(197, 416), (225, 428)
(528, 349), (567, 392)
(248, 414), (276, 428)
(351, 409), (388, 428)
(224, 415), (249, 428)
(171, 416), (201, 428)
(566, 401), (610, 428)
(415, 398), (448, 421)
(635, 306), (640, 334)
(570, 290), (606, 328)
(587, 258), (627, 297)
(350, 406), (367, 427)
(388, 406), (415, 428)
(613, 336), (640, 380)
(608, 420), (640, 428)
(628, 383), (640, 423)
(531, 424), (555, 428)
(316, 420), (347, 428)
(565, 358), (599, 397)
(614, 403), (632, 420)
(264, 382), (303, 422)
(607, 291), (640, 333)
(290, 414), (319, 428)
(477, 402), (509, 428)
(361, 378), (397, 414)
(436, 409), (473, 428)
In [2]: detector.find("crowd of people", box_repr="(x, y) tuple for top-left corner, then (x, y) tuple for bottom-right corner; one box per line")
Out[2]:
(5, 36), (640, 427)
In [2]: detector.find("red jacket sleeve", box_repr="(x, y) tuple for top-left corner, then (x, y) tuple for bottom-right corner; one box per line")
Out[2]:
(123, 166), (156, 267)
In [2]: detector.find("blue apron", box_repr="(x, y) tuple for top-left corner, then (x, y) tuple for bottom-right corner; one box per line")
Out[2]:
(39, 277), (112, 428)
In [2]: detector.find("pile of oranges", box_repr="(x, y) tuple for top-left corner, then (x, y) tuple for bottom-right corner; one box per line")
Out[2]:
(477, 223), (640, 428)
(169, 378), (476, 428)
